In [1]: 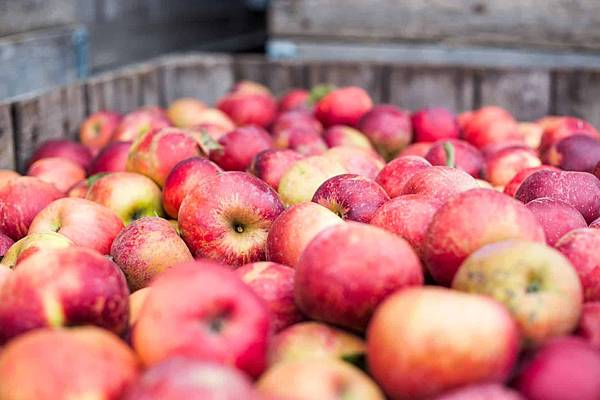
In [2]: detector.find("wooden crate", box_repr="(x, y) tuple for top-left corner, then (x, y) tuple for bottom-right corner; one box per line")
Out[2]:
(2, 52), (600, 172)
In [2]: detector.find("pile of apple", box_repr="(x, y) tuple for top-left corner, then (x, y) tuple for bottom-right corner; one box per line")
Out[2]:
(2, 80), (600, 400)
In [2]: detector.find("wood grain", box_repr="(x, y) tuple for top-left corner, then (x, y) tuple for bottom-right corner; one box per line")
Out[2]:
(0, 102), (16, 170)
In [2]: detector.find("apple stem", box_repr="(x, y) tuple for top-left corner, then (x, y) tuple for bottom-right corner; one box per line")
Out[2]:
(443, 142), (456, 168)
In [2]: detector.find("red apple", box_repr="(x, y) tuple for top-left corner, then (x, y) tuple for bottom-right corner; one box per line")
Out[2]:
(519, 122), (545, 149)
(190, 122), (229, 142)
(111, 106), (171, 142)
(188, 108), (235, 132)
(483, 145), (542, 187)
(166, 97), (206, 128)
(231, 80), (272, 96)
(358, 104), (411, 160)
(504, 165), (559, 197)
(27, 156), (86, 193)
(88, 141), (132, 174)
(544, 134), (600, 172)
(278, 89), (310, 112)
(375, 155), (432, 198)
(411, 107), (460, 143)
(462, 106), (522, 150)
(324, 146), (384, 180)
(217, 92), (277, 128)
(315, 86), (373, 128)
(250, 149), (303, 190)
(129, 287), (150, 326)
(272, 110), (322, 138)
(0, 169), (19, 184)
(434, 384), (524, 400)
(323, 125), (374, 151)
(577, 302), (600, 350)
(402, 166), (479, 203)
(29, 139), (93, 170)
(79, 110), (122, 152)
(0, 232), (13, 259)
(526, 198), (587, 246)
(424, 139), (484, 177)
(286, 127), (328, 156)
(399, 142), (433, 158)
(68, 179), (91, 199)
(538, 116), (598, 157)
(1, 231), (73, 268)
(209, 125), (273, 171)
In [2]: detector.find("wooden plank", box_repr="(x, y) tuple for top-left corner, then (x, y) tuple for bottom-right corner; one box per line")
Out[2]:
(85, 66), (144, 114)
(267, 60), (307, 97)
(0, 103), (16, 170)
(139, 65), (162, 106)
(387, 66), (475, 112)
(234, 56), (269, 85)
(478, 69), (551, 122)
(554, 71), (600, 128)
(63, 83), (87, 140)
(0, 0), (77, 36)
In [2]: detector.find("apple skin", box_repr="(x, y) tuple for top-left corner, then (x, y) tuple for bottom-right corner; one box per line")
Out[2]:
(367, 287), (519, 400)
(398, 142), (434, 157)
(272, 110), (322, 138)
(257, 359), (385, 400)
(187, 108), (235, 133)
(0, 176), (63, 241)
(132, 260), (270, 377)
(28, 197), (124, 254)
(483, 146), (542, 187)
(0, 327), (138, 400)
(315, 86), (373, 128)
(235, 261), (304, 333)
(453, 240), (582, 345)
(544, 134), (600, 172)
(516, 336), (600, 400)
(0, 232), (13, 259)
(162, 157), (222, 218)
(295, 222), (423, 332)
(324, 146), (385, 180)
(266, 202), (343, 267)
(28, 139), (94, 170)
(123, 358), (259, 400)
(538, 116), (598, 157)
(311, 174), (389, 223)
(504, 165), (559, 197)
(323, 124), (374, 151)
(27, 156), (86, 193)
(250, 149), (304, 190)
(371, 194), (443, 258)
(88, 141), (132, 174)
(110, 217), (193, 291)
(358, 104), (412, 160)
(286, 127), (328, 156)
(231, 80), (272, 96)
(424, 139), (484, 177)
(111, 106), (171, 142)
(179, 171), (284, 266)
(209, 125), (273, 171)
(411, 107), (460, 143)
(462, 106), (522, 150)
(526, 198), (587, 246)
(577, 302), (600, 350)
(0, 247), (130, 342)
(0, 169), (19, 184)
(166, 97), (206, 128)
(424, 189), (546, 286)
(434, 384), (524, 400)
(86, 172), (164, 225)
(519, 122), (545, 149)
(278, 89), (310, 112)
(1, 232), (73, 268)
(402, 166), (479, 203)
(375, 155), (432, 198)
(79, 110), (122, 152)
(129, 287), (150, 327)
(515, 169), (600, 223)
(217, 92), (277, 128)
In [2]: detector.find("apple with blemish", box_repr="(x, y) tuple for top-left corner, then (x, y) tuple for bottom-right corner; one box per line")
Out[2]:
(251, 149), (303, 190)
(358, 104), (411, 160)
(1, 232), (73, 268)
(323, 125), (373, 151)
(483, 146), (541, 187)
(111, 106), (171, 142)
(27, 157), (86, 193)
(88, 141), (132, 174)
(375, 155), (431, 198)
(526, 198), (587, 246)
(79, 110), (122, 152)
(402, 166), (479, 203)
(411, 107), (460, 143)
(425, 139), (484, 177)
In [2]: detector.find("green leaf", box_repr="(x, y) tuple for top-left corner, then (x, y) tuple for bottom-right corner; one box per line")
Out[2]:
(307, 84), (336, 106)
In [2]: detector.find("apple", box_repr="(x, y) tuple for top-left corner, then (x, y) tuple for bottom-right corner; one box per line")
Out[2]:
(425, 189), (545, 285)
(434, 384), (525, 400)
(358, 104), (411, 160)
(375, 155), (432, 198)
(166, 97), (206, 128)
(519, 122), (544, 149)
(86, 172), (164, 225)
(462, 106), (522, 150)
(235, 261), (304, 332)
(526, 198), (587, 246)
(186, 108), (236, 132)
(0, 327), (138, 400)
(371, 194), (443, 258)
(217, 92), (277, 128)
(79, 110), (122, 152)
(88, 141), (132, 174)
(516, 336), (600, 400)
(132, 260), (270, 377)
(315, 86), (373, 128)
(278, 89), (310, 112)
(1, 231), (73, 268)
(402, 166), (479, 203)
(424, 139), (484, 177)
(250, 149), (303, 190)
(323, 125), (374, 151)
(367, 287), (519, 400)
(458, 110), (475, 130)
(0, 232), (13, 260)
(129, 287), (150, 326)
(0, 169), (19, 184)
(295, 222), (422, 331)
(544, 134), (600, 172)
(266, 202), (343, 267)
(323, 146), (385, 180)
(504, 165), (559, 197)
(179, 171), (284, 266)
(209, 125), (273, 171)
(0, 176), (63, 241)
(231, 80), (272, 96)
(286, 127), (328, 156)
(411, 107), (460, 143)
(189, 122), (229, 142)
(538, 116), (598, 157)
(67, 175), (97, 198)
(483, 145), (541, 187)
(257, 359), (384, 399)
(123, 358), (258, 400)
(111, 217), (194, 291)
(29, 139), (93, 170)
(0, 246), (130, 342)
(27, 156), (86, 193)
(577, 302), (600, 350)
(111, 106), (171, 142)
(311, 174), (389, 222)
(272, 110), (322, 138)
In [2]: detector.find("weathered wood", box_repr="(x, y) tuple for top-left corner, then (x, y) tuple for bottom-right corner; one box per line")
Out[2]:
(0, 0), (77, 36)
(63, 84), (87, 140)
(267, 60), (307, 96)
(554, 71), (600, 128)
(306, 62), (386, 103)
(234, 56), (270, 86)
(85, 65), (146, 114)
(0, 103), (16, 170)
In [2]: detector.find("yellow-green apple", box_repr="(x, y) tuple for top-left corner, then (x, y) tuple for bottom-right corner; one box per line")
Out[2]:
(425, 139), (484, 177)
(166, 97), (206, 128)
(132, 260), (270, 377)
(272, 110), (322, 139)
(367, 287), (519, 400)
(295, 222), (422, 331)
(504, 165), (559, 197)
(129, 287), (150, 326)
(179, 171), (284, 266)
(375, 155), (431, 198)
(324, 146), (385, 180)
(162, 157), (222, 218)
(278, 89), (309, 112)
(411, 107), (460, 143)
(526, 198), (587, 246)
(434, 384), (524, 400)
(110, 217), (193, 291)
(257, 359), (384, 400)
(235, 261), (304, 332)
(515, 169), (600, 223)
(0, 247), (129, 342)
(371, 194), (443, 258)
(79, 110), (122, 152)
(577, 302), (600, 350)
(538, 116), (598, 157)
(555, 228), (600, 302)
(424, 189), (545, 285)
(315, 86), (373, 128)
(88, 141), (132, 174)
(217, 92), (277, 128)
(0, 169), (19, 184)
(266, 202), (343, 267)
(250, 149), (303, 190)
(111, 106), (171, 142)
(311, 174), (389, 222)
(483, 145), (541, 187)
(26, 156), (86, 193)
(28, 139), (93, 170)
(1, 232), (73, 268)
(357, 104), (411, 160)
(516, 336), (600, 400)
(402, 166), (479, 202)
(209, 125), (273, 171)
(323, 125), (374, 151)
(86, 172), (164, 225)
(0, 232), (13, 259)
(188, 108), (235, 132)
(398, 142), (434, 157)
(453, 240), (582, 344)
(123, 358), (258, 400)
(268, 321), (365, 367)
(519, 122), (544, 149)
(0, 176), (63, 240)
(28, 197), (124, 254)
(0, 327), (138, 400)
(278, 155), (347, 206)
(545, 134), (600, 172)
(462, 106), (522, 150)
